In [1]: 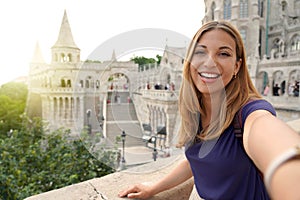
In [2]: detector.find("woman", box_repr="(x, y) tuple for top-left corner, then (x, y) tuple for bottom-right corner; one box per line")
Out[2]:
(118, 21), (300, 199)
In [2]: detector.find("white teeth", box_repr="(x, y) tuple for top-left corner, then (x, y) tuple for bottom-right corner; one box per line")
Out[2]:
(199, 72), (220, 79)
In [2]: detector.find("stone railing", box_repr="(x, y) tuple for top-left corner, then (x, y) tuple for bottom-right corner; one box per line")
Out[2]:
(24, 119), (300, 200)
(25, 154), (194, 200)
(141, 89), (178, 102)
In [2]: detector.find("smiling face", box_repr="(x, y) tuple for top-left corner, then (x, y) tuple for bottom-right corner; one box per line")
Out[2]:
(190, 29), (241, 96)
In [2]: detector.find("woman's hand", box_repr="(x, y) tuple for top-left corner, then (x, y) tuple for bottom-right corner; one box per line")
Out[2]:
(118, 182), (154, 199)
(118, 159), (193, 199)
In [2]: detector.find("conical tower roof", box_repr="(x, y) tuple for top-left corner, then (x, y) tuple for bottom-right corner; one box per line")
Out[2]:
(52, 10), (78, 49)
(31, 41), (45, 63)
(111, 49), (117, 61)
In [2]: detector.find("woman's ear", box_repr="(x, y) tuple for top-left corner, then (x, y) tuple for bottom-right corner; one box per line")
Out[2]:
(235, 58), (242, 74)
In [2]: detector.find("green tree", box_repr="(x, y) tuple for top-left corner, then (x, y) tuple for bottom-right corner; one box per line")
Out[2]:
(0, 119), (116, 200)
(0, 82), (117, 200)
(156, 54), (162, 64)
(130, 56), (156, 66)
(131, 55), (162, 72)
(0, 82), (27, 139)
(130, 54), (161, 66)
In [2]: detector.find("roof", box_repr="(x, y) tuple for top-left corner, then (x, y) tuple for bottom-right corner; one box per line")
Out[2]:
(52, 10), (79, 49)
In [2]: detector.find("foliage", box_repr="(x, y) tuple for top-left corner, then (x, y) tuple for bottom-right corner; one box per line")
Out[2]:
(130, 54), (162, 66)
(84, 59), (102, 63)
(0, 81), (117, 200)
(0, 119), (116, 200)
(155, 54), (162, 64)
(0, 82), (27, 101)
(0, 82), (28, 139)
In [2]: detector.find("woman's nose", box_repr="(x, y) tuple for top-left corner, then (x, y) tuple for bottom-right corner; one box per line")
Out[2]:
(204, 55), (216, 68)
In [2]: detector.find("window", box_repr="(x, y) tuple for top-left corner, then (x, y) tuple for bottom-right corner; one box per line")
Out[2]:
(67, 53), (72, 62)
(259, 28), (263, 57)
(67, 80), (72, 87)
(224, 0), (232, 20)
(240, 0), (248, 18)
(61, 79), (66, 87)
(211, 2), (216, 20)
(61, 53), (65, 62)
(281, 1), (287, 12)
(291, 34), (300, 51)
(258, 0), (264, 17)
(85, 80), (89, 88)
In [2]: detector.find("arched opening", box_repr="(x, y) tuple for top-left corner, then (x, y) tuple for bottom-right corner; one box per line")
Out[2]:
(67, 53), (72, 62)
(67, 79), (72, 87)
(61, 79), (66, 87)
(107, 73), (130, 104)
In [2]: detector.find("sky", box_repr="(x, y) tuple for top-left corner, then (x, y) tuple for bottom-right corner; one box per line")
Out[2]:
(0, 0), (205, 86)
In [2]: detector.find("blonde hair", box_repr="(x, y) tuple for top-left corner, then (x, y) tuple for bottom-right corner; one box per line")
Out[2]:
(177, 21), (261, 147)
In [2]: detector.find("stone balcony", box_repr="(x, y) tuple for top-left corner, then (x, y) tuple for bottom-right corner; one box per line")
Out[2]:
(25, 118), (300, 200)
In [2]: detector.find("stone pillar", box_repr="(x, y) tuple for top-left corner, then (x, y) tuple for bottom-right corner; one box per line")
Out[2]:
(153, 108), (157, 134)
(58, 97), (61, 121)
(283, 75), (289, 97)
(50, 97), (54, 122)
(149, 107), (154, 135)
(165, 107), (178, 148)
(268, 75), (274, 97)
(65, 97), (69, 121)
(70, 97), (74, 120)
(73, 97), (77, 120)
(80, 96), (84, 130)
(55, 98), (59, 121)
(62, 97), (66, 120)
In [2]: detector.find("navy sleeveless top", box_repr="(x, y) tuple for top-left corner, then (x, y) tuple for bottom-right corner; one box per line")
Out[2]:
(185, 100), (276, 200)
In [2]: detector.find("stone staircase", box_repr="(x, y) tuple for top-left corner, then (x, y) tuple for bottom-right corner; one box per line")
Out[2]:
(105, 91), (145, 147)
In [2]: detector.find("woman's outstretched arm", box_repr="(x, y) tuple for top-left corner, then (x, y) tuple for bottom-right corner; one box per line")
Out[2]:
(243, 110), (300, 200)
(118, 158), (193, 199)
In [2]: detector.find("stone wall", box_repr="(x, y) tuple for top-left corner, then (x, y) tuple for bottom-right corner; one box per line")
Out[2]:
(25, 154), (194, 200)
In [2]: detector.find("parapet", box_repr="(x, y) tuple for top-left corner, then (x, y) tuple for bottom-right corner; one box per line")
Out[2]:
(25, 154), (194, 200)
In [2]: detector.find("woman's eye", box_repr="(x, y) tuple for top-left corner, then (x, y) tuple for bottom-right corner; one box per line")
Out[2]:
(194, 50), (205, 55)
(219, 52), (231, 57)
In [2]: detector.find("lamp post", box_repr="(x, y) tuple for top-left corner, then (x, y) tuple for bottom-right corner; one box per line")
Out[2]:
(99, 115), (105, 129)
(121, 130), (126, 164)
(151, 136), (158, 161)
(86, 109), (92, 134)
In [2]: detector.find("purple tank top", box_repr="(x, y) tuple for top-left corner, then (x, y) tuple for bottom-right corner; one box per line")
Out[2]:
(185, 100), (276, 199)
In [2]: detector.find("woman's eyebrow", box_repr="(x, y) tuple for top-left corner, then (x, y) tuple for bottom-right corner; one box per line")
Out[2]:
(195, 44), (206, 49)
(195, 44), (233, 51)
(219, 46), (233, 51)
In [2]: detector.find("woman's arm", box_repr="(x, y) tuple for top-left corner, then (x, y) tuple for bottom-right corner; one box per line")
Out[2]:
(243, 110), (300, 200)
(118, 158), (193, 199)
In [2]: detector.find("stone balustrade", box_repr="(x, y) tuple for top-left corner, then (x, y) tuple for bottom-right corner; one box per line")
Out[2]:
(141, 89), (178, 101)
(25, 154), (194, 200)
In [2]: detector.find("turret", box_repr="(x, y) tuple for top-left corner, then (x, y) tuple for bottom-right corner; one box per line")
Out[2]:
(51, 10), (80, 64)
(29, 41), (46, 74)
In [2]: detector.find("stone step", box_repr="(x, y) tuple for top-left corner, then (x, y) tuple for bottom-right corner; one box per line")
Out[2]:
(106, 103), (138, 121)
(106, 122), (145, 147)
